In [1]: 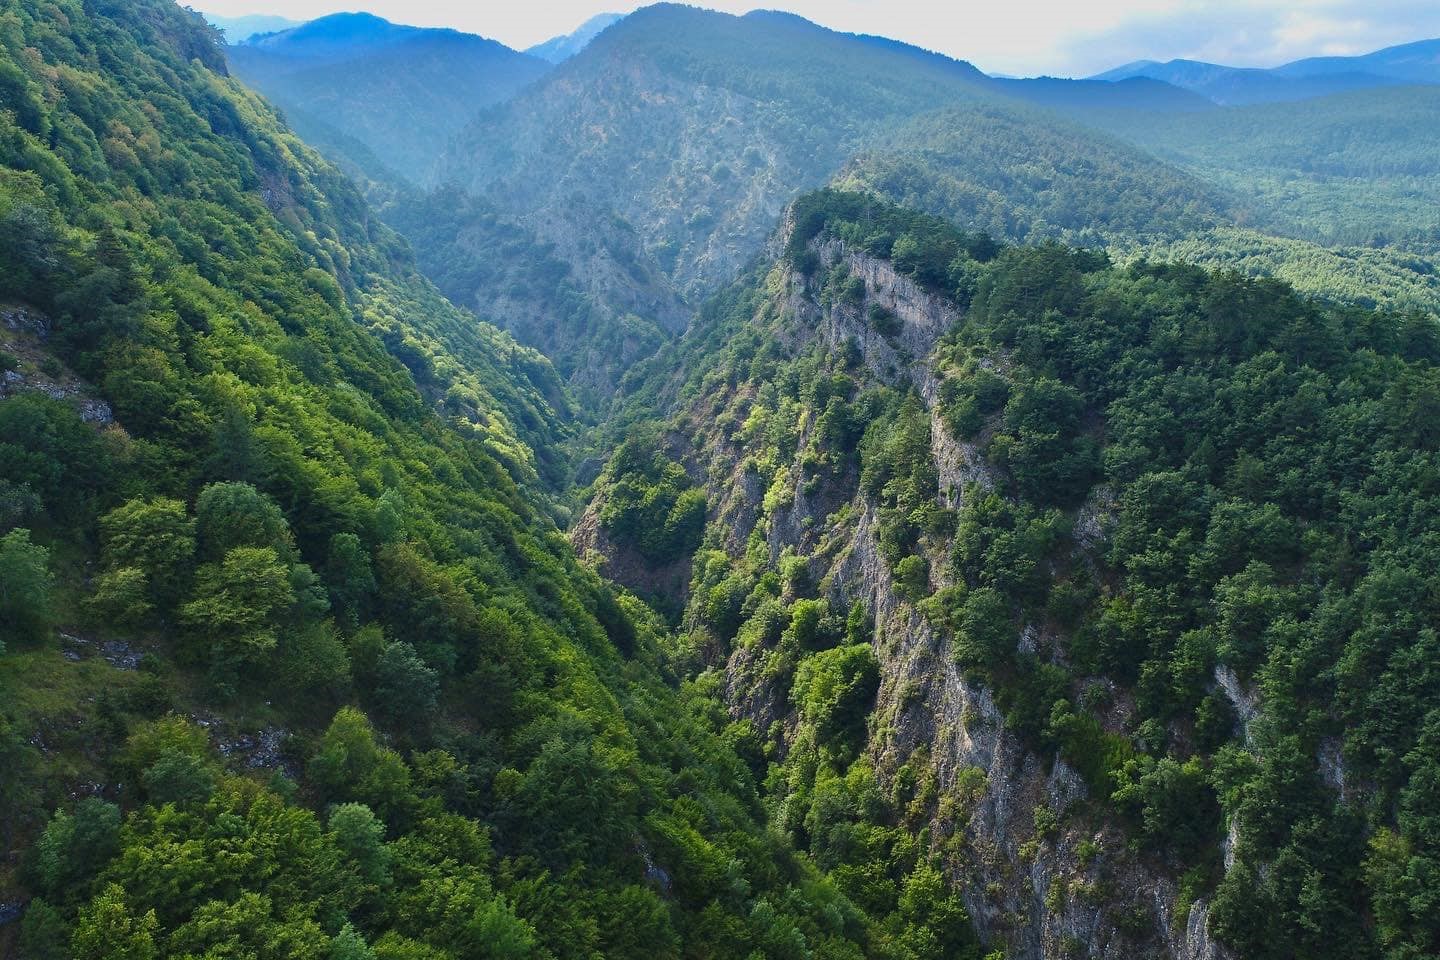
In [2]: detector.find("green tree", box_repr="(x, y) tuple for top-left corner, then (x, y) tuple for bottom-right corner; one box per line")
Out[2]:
(329, 802), (391, 887)
(195, 482), (294, 561)
(99, 498), (196, 610)
(180, 546), (296, 671)
(86, 566), (153, 630)
(0, 527), (51, 647)
(72, 884), (160, 960)
(34, 798), (122, 898)
(374, 641), (440, 727)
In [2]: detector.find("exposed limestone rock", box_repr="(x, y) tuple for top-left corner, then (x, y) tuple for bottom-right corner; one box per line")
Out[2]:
(723, 239), (1233, 960)
(1, 315), (114, 424)
(1214, 665), (1259, 744)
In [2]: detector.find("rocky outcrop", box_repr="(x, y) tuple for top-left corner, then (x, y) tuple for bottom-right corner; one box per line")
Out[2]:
(570, 505), (694, 603)
(1, 310), (114, 425)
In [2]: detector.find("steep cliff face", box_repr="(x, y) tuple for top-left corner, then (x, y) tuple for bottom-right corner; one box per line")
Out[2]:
(774, 242), (1232, 959)
(603, 226), (1239, 959)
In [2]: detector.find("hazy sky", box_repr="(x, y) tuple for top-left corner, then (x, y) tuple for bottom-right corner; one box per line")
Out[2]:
(192, 0), (1440, 76)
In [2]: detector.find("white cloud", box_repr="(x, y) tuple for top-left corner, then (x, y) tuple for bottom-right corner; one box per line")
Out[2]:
(189, 0), (1440, 75)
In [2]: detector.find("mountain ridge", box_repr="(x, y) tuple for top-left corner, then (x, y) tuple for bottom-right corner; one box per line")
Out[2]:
(1091, 36), (1440, 104)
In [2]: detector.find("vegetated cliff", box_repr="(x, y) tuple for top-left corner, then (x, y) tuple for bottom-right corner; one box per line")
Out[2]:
(591, 186), (1440, 960)
(662, 230), (1234, 959)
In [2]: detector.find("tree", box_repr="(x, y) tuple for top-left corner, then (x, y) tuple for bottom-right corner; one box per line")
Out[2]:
(373, 641), (440, 727)
(0, 527), (51, 647)
(86, 566), (153, 630)
(99, 498), (195, 610)
(953, 588), (1012, 673)
(793, 645), (880, 760)
(195, 482), (293, 561)
(329, 802), (391, 887)
(308, 708), (415, 826)
(325, 532), (375, 628)
(180, 546), (296, 670)
(18, 898), (71, 960)
(140, 748), (216, 806)
(34, 798), (122, 897)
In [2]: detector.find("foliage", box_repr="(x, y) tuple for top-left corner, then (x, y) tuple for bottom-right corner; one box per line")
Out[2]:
(597, 430), (708, 565)
(0, 527), (51, 648)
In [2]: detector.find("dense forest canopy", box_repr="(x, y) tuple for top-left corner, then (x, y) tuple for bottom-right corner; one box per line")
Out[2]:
(2, 2), (1439, 960)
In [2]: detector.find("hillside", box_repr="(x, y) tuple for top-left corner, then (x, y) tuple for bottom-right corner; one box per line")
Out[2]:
(833, 102), (1225, 246)
(404, 5), (1241, 396)
(0, 5), (979, 959)
(435, 4), (996, 297)
(592, 189), (1440, 960)
(228, 14), (552, 183)
(1087, 86), (1440, 250)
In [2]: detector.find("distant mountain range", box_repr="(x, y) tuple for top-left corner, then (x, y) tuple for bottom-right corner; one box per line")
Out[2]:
(525, 12), (624, 63)
(1093, 37), (1440, 104)
(226, 13), (551, 181)
(201, 12), (300, 43)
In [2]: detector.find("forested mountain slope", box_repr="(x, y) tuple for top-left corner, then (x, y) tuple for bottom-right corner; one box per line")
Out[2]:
(228, 13), (552, 183)
(396, 6), (1224, 397)
(590, 190), (1440, 960)
(1086, 86), (1440, 251)
(0, 5), (976, 959)
(833, 103), (1225, 247)
(842, 95), (1440, 315)
(434, 4), (995, 297)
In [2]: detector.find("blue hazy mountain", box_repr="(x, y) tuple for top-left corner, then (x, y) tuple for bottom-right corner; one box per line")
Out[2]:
(200, 11), (302, 43)
(997, 74), (1215, 112)
(1276, 37), (1440, 84)
(228, 13), (551, 182)
(1093, 37), (1438, 104)
(525, 12), (625, 63)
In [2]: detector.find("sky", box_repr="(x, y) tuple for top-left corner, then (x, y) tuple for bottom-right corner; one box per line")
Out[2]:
(192, 0), (1440, 76)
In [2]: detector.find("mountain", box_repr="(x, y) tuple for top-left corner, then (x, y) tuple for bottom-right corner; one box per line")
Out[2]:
(436, 4), (996, 294)
(0, 3), (996, 958)
(996, 74), (1217, 111)
(834, 101), (1225, 245)
(596, 188), (1440, 960)
(201, 12), (303, 43)
(228, 13), (552, 182)
(1276, 36), (1440, 84)
(1087, 85), (1440, 250)
(1092, 57), (1396, 105)
(380, 5), (1008, 396)
(1092, 38), (1440, 105)
(525, 12), (624, 63)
